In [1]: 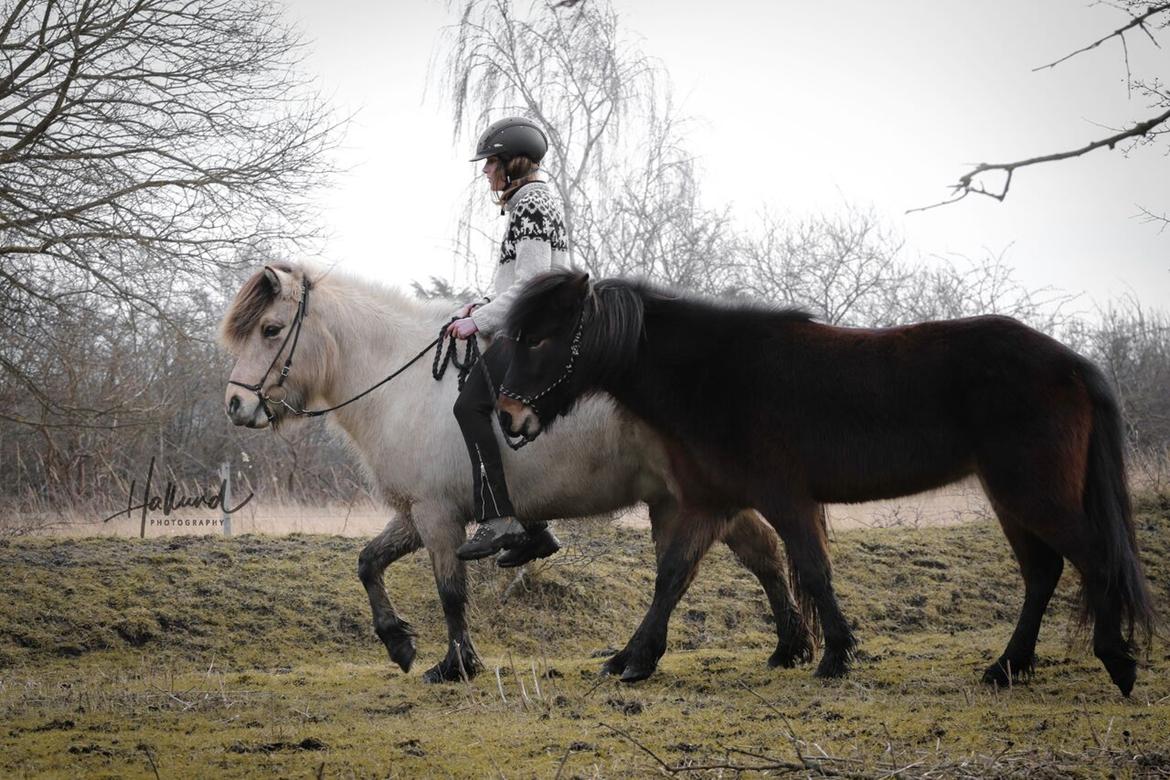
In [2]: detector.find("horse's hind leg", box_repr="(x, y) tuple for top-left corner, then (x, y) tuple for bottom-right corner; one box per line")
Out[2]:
(721, 509), (814, 668)
(415, 503), (483, 683)
(762, 499), (856, 679)
(605, 507), (725, 683)
(358, 513), (423, 672)
(981, 519), (1064, 686)
(984, 492), (1134, 692)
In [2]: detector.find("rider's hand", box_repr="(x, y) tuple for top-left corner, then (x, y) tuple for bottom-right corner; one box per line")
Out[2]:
(453, 302), (476, 320)
(447, 317), (479, 340)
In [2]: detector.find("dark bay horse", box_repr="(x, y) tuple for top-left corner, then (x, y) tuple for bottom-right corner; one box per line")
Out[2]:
(494, 270), (1155, 695)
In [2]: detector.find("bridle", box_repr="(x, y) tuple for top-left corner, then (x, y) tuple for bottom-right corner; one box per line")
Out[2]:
(228, 276), (480, 425)
(228, 279), (311, 425)
(497, 304), (586, 423)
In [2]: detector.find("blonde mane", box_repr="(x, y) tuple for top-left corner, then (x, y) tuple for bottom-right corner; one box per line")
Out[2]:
(218, 260), (456, 354)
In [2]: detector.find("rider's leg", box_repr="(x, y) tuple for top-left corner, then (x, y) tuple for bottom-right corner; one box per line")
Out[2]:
(453, 340), (560, 563)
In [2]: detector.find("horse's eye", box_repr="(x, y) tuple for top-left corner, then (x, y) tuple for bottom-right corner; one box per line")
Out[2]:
(263, 324), (282, 339)
(525, 334), (545, 348)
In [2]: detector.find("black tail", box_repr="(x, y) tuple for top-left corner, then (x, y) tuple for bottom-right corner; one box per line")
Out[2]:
(1080, 363), (1156, 651)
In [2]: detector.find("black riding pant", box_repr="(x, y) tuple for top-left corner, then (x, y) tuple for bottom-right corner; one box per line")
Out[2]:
(453, 339), (544, 530)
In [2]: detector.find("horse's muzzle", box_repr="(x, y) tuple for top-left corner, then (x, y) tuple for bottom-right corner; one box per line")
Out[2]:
(224, 387), (271, 428)
(497, 396), (541, 439)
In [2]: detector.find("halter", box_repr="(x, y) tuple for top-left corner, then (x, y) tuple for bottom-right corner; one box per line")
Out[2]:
(497, 305), (586, 419)
(228, 277), (481, 425)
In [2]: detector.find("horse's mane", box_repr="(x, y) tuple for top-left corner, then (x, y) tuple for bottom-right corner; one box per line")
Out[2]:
(219, 260), (452, 353)
(508, 270), (814, 383)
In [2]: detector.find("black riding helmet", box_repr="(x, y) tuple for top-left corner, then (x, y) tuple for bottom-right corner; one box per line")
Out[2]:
(469, 117), (548, 164)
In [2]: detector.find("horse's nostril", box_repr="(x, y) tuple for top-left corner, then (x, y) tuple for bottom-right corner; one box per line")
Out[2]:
(228, 395), (240, 415)
(499, 410), (514, 432)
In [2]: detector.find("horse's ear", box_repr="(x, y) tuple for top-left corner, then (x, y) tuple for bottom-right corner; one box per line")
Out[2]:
(263, 265), (282, 296)
(263, 264), (302, 299)
(570, 270), (590, 300)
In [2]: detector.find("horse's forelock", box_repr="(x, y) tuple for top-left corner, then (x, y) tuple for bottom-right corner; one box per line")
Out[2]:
(505, 269), (584, 336)
(219, 268), (281, 350)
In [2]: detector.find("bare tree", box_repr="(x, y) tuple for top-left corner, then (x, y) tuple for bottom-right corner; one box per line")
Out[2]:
(916, 2), (1170, 213)
(442, 0), (731, 292)
(734, 205), (909, 325)
(0, 0), (340, 429)
(598, 96), (737, 295)
(1069, 296), (1170, 451)
(890, 250), (1077, 333)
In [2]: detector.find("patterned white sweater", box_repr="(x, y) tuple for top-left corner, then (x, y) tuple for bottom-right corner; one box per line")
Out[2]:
(468, 169), (569, 336)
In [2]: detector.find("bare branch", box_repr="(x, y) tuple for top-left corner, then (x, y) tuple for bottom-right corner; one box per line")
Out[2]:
(1033, 2), (1170, 71)
(911, 107), (1170, 213)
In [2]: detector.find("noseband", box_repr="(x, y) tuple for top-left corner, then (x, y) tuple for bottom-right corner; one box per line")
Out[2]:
(227, 279), (310, 424)
(497, 305), (586, 420)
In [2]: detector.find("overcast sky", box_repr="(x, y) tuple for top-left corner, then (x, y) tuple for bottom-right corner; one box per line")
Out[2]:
(283, 0), (1169, 314)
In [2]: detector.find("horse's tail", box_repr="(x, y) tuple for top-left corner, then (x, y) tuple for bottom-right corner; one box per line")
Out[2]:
(1079, 361), (1156, 651)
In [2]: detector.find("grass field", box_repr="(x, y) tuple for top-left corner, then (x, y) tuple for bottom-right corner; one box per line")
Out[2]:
(1, 495), (1168, 778)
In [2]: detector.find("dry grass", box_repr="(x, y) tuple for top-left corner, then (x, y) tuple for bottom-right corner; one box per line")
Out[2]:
(10, 480), (995, 542)
(0, 494), (1167, 777)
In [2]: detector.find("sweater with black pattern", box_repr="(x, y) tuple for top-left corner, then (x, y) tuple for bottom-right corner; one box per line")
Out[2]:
(468, 169), (569, 336)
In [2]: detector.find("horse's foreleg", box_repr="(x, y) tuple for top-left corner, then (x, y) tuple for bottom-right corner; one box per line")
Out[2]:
(416, 508), (483, 683)
(605, 509), (724, 683)
(359, 513), (423, 672)
(763, 500), (856, 679)
(722, 509), (814, 669)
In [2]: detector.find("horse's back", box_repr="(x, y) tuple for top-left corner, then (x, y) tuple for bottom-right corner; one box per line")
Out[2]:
(769, 315), (1098, 503)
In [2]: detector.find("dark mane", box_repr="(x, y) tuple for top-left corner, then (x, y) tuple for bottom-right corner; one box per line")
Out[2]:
(219, 262), (298, 350)
(508, 270), (815, 386)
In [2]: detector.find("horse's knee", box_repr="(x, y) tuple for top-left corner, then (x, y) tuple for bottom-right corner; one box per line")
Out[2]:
(357, 543), (381, 584)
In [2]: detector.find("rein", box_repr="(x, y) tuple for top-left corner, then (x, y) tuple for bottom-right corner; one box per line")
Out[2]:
(228, 279), (485, 423)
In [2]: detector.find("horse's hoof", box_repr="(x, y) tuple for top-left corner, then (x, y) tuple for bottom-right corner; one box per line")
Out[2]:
(981, 655), (1034, 688)
(1100, 655), (1137, 697)
(813, 652), (850, 679)
(981, 663), (1009, 688)
(768, 638), (814, 669)
(421, 664), (465, 687)
(619, 663), (655, 683)
(601, 652), (629, 677)
(768, 648), (797, 669)
(421, 664), (446, 684)
(388, 638), (417, 674)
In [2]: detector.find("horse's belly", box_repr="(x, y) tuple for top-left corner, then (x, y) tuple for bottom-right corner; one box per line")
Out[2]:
(500, 399), (667, 521)
(806, 427), (977, 503)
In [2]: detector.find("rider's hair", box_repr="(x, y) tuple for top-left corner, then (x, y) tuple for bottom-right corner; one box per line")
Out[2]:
(491, 155), (541, 207)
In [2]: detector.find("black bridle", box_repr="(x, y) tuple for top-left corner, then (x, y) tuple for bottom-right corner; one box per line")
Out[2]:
(496, 305), (586, 422)
(227, 279), (311, 425)
(228, 278), (481, 424)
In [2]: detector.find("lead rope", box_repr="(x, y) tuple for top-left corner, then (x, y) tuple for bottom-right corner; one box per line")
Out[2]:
(431, 319), (481, 391)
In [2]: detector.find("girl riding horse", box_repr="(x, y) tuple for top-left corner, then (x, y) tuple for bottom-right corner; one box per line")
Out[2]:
(447, 117), (568, 566)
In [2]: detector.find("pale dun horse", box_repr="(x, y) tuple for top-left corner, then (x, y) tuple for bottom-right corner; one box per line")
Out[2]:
(220, 262), (814, 682)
